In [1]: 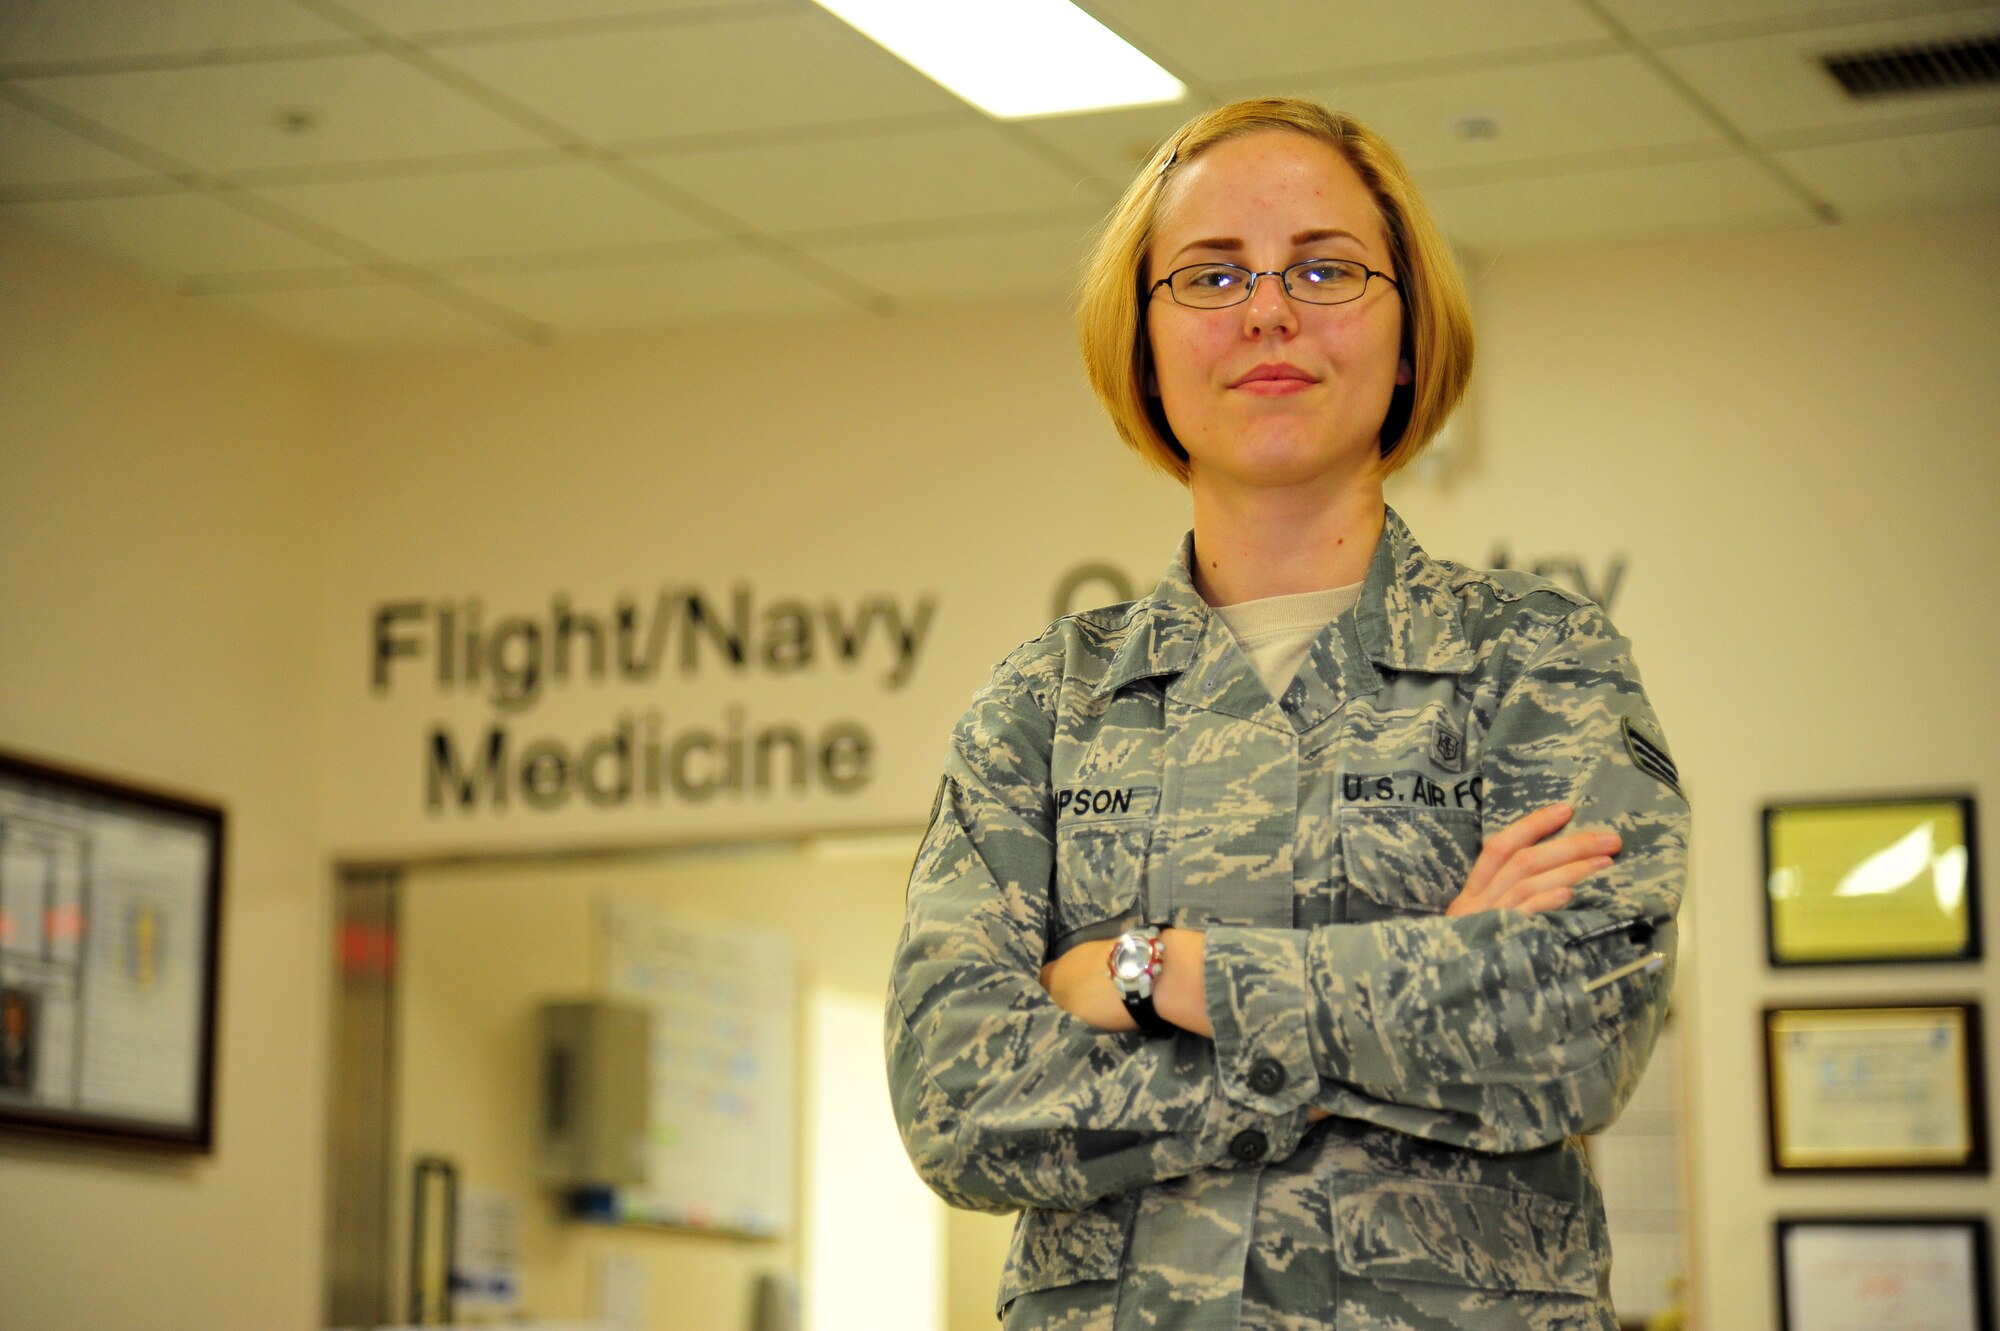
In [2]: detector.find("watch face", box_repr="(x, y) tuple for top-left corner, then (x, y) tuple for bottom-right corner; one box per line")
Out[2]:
(1110, 937), (1148, 982)
(1112, 927), (1160, 979)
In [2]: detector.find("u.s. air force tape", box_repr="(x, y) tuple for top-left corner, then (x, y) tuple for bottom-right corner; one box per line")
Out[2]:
(1622, 716), (1681, 794)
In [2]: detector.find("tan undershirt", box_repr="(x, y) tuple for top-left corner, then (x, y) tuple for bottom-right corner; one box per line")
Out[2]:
(1210, 583), (1363, 698)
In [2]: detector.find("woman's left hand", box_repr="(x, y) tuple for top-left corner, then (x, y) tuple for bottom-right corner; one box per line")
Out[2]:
(1038, 928), (1212, 1037)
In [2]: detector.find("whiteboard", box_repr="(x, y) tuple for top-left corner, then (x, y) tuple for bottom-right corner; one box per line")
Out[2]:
(594, 901), (795, 1236)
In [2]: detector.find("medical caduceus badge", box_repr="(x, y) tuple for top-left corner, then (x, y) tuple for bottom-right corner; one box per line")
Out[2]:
(1430, 720), (1465, 773)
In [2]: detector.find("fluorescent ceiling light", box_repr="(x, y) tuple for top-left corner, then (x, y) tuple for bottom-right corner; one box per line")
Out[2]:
(812, 0), (1185, 119)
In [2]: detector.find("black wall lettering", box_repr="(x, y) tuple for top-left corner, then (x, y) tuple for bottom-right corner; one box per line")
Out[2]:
(373, 601), (425, 690)
(427, 725), (507, 811)
(1051, 561), (1135, 620)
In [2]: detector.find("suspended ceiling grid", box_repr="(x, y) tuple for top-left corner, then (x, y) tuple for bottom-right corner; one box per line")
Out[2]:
(2, 0), (1996, 349)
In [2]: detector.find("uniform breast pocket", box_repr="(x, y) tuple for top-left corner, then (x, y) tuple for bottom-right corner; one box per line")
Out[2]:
(1052, 819), (1152, 939)
(1339, 807), (1481, 922)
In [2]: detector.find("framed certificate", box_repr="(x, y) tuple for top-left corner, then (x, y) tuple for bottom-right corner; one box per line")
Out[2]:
(1777, 1217), (1992, 1331)
(0, 748), (225, 1150)
(1764, 794), (1981, 966)
(1764, 1003), (1988, 1174)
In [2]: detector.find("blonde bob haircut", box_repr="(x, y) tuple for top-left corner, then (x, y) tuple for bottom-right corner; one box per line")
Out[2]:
(1078, 98), (1474, 481)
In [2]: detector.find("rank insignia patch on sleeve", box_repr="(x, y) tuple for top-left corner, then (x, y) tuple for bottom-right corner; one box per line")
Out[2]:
(1622, 716), (1681, 794)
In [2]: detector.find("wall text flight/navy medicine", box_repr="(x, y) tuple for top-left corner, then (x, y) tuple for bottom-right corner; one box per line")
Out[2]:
(372, 585), (938, 706)
(369, 584), (939, 813)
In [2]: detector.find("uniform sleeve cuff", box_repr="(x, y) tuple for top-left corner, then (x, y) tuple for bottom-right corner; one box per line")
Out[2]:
(1193, 1068), (1310, 1172)
(1202, 926), (1317, 1115)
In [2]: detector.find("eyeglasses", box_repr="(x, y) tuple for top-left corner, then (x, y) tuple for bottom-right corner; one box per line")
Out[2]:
(1149, 259), (1399, 309)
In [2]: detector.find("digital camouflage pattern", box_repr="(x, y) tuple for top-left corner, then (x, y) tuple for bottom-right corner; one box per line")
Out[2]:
(885, 509), (1688, 1330)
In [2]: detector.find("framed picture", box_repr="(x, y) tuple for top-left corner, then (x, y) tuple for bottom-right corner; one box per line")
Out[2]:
(1764, 1002), (1988, 1175)
(0, 748), (225, 1150)
(1776, 1216), (1992, 1331)
(1763, 793), (1981, 966)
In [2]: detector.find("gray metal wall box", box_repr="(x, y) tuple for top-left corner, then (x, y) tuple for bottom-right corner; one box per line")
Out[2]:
(537, 1000), (650, 1190)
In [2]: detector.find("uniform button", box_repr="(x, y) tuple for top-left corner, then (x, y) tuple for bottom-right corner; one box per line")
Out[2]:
(1247, 1058), (1286, 1095)
(1228, 1129), (1267, 1163)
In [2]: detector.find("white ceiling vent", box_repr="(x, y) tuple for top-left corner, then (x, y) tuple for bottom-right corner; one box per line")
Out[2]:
(1820, 35), (2000, 98)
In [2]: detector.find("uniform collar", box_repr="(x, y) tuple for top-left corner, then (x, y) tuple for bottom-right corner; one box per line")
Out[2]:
(1353, 506), (1477, 675)
(1091, 506), (1474, 699)
(1090, 532), (1206, 697)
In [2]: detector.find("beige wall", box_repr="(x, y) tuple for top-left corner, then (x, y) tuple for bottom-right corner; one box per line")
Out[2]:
(0, 223), (332, 1329)
(1, 203), (1995, 1329)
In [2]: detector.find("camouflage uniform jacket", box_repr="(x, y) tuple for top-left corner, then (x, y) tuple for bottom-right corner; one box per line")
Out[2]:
(886, 508), (1688, 1330)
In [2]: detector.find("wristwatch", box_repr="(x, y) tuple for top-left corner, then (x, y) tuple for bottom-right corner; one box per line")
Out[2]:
(1107, 926), (1174, 1036)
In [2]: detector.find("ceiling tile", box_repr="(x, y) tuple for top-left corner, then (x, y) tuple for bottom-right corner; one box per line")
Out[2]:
(1082, 0), (1610, 87)
(1775, 121), (2000, 217)
(0, 0), (350, 66)
(1008, 99), (1207, 188)
(251, 160), (715, 263)
(648, 125), (1092, 236)
(1594, 0), (1986, 40)
(3, 190), (358, 280)
(15, 51), (548, 175)
(197, 279), (519, 349)
(1427, 153), (1819, 252)
(438, 9), (961, 142)
(1659, 7), (2000, 139)
(0, 95), (157, 188)
(1288, 53), (1726, 175)
(809, 219), (1099, 307)
(338, 0), (775, 38)
(450, 251), (860, 336)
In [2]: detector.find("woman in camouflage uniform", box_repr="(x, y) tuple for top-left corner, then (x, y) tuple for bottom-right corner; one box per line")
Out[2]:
(887, 98), (1687, 1331)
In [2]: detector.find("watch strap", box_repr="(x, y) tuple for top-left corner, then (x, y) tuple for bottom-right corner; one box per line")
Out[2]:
(1109, 928), (1175, 1037)
(1120, 988), (1175, 1037)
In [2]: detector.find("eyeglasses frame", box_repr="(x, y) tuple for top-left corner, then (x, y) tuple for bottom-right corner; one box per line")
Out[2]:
(1147, 258), (1401, 309)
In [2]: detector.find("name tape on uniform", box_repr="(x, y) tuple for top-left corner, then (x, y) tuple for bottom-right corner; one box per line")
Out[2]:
(1056, 786), (1161, 820)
